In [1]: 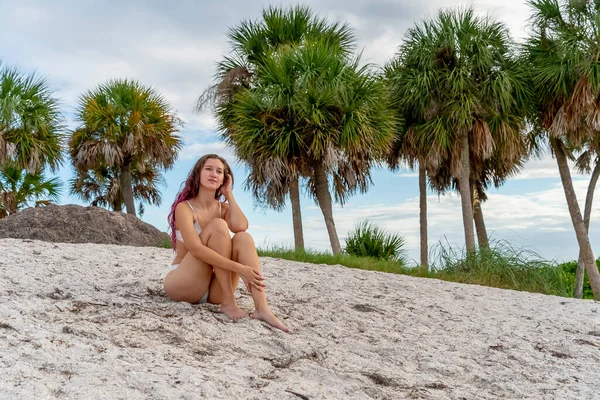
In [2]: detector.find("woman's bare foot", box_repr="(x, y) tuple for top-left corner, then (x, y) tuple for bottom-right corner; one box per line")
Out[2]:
(251, 308), (289, 332)
(220, 303), (247, 321)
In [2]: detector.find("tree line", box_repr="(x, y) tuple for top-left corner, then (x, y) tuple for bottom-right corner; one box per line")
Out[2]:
(1, 1), (599, 299)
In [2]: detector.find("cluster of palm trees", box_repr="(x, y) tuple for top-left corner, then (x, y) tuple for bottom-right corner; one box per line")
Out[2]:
(0, 69), (182, 219)
(1, 1), (599, 299)
(199, 3), (600, 300)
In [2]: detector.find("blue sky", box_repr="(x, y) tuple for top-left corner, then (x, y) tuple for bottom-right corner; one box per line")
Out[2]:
(1, 0), (598, 264)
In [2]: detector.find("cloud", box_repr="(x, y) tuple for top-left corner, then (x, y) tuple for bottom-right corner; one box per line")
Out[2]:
(178, 140), (238, 164)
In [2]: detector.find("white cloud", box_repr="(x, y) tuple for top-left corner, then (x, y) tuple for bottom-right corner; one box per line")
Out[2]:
(516, 154), (590, 180)
(178, 141), (238, 164)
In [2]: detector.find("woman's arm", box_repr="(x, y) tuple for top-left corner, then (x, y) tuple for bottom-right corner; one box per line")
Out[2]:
(221, 174), (248, 233)
(175, 203), (247, 275)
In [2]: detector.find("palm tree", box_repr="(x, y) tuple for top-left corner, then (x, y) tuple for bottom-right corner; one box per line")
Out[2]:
(198, 6), (356, 251)
(424, 127), (530, 249)
(0, 162), (61, 218)
(225, 38), (395, 253)
(70, 79), (181, 216)
(385, 8), (530, 254)
(70, 161), (163, 217)
(525, 0), (600, 300)
(0, 63), (63, 173)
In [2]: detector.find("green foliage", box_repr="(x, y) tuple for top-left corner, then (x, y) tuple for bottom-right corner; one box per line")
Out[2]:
(0, 62), (64, 173)
(559, 259), (600, 300)
(0, 162), (61, 217)
(344, 221), (406, 262)
(525, 0), (600, 145)
(71, 79), (181, 171)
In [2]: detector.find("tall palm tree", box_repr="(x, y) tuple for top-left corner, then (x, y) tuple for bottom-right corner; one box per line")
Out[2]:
(225, 38), (395, 253)
(386, 8), (530, 254)
(198, 6), (356, 251)
(70, 161), (163, 216)
(525, 0), (600, 300)
(70, 79), (181, 216)
(0, 63), (63, 173)
(0, 162), (61, 218)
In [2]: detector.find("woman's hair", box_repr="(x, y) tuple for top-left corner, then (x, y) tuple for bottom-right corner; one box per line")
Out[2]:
(167, 154), (233, 249)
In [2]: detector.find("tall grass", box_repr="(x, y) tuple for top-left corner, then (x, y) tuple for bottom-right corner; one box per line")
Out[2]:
(429, 239), (569, 297)
(259, 239), (572, 297)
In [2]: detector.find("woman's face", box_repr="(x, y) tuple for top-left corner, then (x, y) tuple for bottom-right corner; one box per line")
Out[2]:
(200, 158), (225, 191)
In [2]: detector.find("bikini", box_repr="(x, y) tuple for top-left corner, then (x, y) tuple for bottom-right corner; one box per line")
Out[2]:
(167, 200), (222, 304)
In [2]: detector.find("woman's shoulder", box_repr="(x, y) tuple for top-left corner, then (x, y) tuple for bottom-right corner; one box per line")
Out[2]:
(175, 200), (193, 215)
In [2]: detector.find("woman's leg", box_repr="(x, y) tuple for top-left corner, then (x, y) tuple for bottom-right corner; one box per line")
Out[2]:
(232, 232), (288, 332)
(200, 218), (245, 320)
(163, 253), (213, 304)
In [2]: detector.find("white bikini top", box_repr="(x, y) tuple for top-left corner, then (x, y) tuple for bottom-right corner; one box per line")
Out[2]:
(175, 200), (222, 243)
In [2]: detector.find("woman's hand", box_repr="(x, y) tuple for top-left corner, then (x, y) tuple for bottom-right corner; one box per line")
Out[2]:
(240, 264), (265, 292)
(221, 174), (233, 199)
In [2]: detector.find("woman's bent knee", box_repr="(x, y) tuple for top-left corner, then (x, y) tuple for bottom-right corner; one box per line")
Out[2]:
(232, 231), (254, 246)
(206, 218), (229, 234)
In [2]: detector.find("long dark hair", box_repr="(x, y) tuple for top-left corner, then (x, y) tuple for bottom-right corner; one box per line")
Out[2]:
(167, 154), (233, 249)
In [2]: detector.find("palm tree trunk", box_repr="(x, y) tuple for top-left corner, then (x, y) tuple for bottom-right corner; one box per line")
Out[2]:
(574, 157), (600, 298)
(550, 138), (600, 300)
(314, 162), (342, 254)
(289, 176), (304, 251)
(472, 182), (489, 248)
(459, 134), (476, 252)
(419, 164), (428, 269)
(113, 201), (123, 212)
(119, 163), (136, 216)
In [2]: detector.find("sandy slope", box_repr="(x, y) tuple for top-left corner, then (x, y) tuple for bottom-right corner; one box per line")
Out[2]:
(0, 238), (598, 399)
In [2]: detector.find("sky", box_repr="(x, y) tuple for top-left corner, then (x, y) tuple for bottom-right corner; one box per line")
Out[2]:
(1, 0), (598, 265)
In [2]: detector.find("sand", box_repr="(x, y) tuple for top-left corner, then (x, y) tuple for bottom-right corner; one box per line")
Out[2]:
(0, 238), (599, 399)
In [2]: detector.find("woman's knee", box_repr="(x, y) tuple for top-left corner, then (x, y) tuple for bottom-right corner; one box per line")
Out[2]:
(205, 218), (230, 236)
(232, 231), (255, 248)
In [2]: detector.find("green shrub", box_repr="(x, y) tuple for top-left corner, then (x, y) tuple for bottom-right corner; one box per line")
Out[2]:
(344, 221), (406, 262)
(161, 235), (173, 249)
(559, 258), (600, 299)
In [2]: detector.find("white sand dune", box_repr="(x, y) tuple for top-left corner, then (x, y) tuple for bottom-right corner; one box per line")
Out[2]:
(0, 238), (599, 399)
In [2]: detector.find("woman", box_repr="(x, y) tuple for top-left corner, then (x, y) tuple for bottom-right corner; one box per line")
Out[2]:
(164, 154), (288, 332)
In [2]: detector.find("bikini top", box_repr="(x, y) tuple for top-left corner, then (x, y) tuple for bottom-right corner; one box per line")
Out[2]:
(175, 200), (222, 243)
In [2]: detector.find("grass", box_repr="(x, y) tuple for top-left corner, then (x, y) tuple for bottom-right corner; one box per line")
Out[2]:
(258, 247), (409, 274)
(258, 239), (576, 297)
(428, 240), (570, 297)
